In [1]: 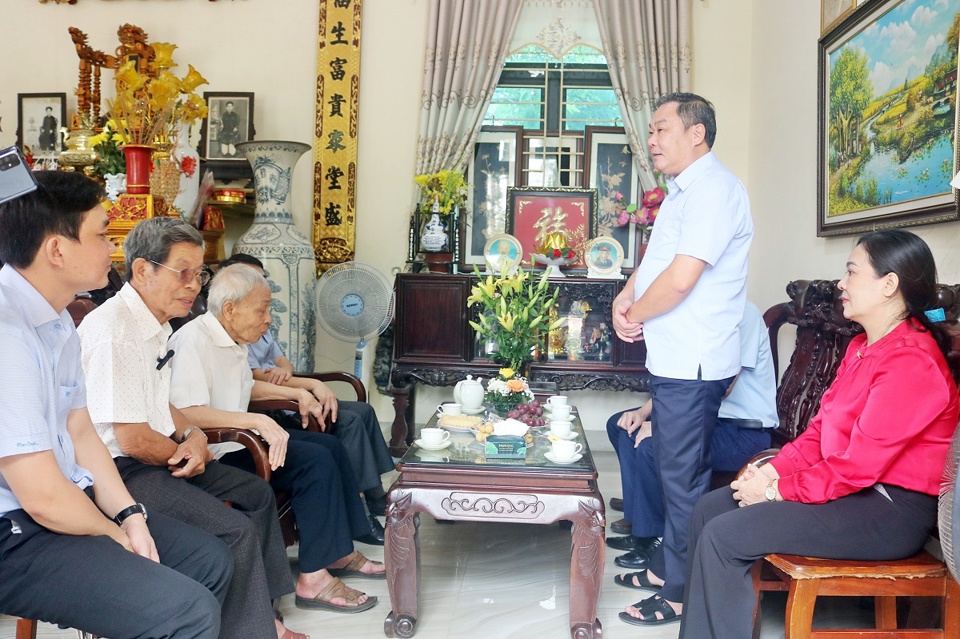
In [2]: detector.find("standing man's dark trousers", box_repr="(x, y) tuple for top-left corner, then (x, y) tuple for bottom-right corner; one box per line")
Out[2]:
(0, 508), (232, 639)
(646, 373), (732, 604)
(680, 484), (937, 639)
(115, 458), (294, 639)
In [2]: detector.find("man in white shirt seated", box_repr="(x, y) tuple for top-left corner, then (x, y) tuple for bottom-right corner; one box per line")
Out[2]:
(168, 263), (385, 614)
(78, 217), (310, 639)
(220, 253), (393, 519)
(0, 171), (231, 639)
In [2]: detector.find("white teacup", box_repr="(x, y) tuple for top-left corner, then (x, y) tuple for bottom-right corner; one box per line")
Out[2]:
(549, 404), (572, 419)
(438, 403), (462, 416)
(547, 395), (568, 407)
(549, 420), (573, 438)
(420, 427), (451, 446)
(551, 439), (583, 461)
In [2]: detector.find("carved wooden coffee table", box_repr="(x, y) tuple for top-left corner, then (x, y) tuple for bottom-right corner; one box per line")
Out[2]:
(383, 410), (605, 639)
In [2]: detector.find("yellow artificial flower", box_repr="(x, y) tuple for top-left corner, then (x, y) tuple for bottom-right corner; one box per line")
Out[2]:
(180, 65), (208, 93)
(115, 61), (146, 92)
(499, 367), (515, 379)
(150, 42), (179, 70)
(497, 311), (516, 332)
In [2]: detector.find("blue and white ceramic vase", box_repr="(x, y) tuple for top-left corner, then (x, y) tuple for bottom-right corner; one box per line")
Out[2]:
(233, 140), (316, 371)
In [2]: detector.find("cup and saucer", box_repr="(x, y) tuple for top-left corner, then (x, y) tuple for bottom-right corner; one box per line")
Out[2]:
(415, 438), (452, 451)
(544, 451), (583, 464)
(461, 406), (485, 416)
(548, 429), (578, 441)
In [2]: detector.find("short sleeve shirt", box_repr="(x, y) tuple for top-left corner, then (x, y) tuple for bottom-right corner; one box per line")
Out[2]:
(247, 332), (283, 371)
(0, 266), (93, 517)
(168, 312), (253, 457)
(78, 284), (176, 458)
(633, 152), (753, 380)
(718, 301), (779, 429)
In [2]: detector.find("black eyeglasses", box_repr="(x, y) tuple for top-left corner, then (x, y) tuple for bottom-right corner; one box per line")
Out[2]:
(149, 260), (211, 287)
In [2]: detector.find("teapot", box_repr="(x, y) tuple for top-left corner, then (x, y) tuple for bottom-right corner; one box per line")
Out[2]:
(453, 375), (485, 413)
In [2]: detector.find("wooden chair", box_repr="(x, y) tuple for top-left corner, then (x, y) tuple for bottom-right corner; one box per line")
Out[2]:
(747, 279), (960, 639)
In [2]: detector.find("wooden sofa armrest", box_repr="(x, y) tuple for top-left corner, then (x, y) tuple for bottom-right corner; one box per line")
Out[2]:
(204, 427), (272, 481)
(736, 448), (782, 480)
(294, 371), (367, 403)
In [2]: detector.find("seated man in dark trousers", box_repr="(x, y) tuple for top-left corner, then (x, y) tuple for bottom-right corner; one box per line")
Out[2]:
(78, 217), (311, 639)
(0, 171), (232, 639)
(605, 301), (778, 574)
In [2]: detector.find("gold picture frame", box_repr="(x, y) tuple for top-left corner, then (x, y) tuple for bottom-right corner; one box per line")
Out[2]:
(821, 0), (857, 35)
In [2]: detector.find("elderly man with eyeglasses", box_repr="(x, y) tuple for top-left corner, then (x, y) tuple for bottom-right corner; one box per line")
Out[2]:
(77, 217), (310, 639)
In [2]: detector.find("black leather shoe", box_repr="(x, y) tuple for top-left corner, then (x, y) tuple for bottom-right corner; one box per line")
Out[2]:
(606, 534), (656, 552)
(356, 513), (385, 546)
(610, 497), (625, 512)
(366, 494), (388, 517)
(611, 518), (632, 535)
(614, 538), (662, 569)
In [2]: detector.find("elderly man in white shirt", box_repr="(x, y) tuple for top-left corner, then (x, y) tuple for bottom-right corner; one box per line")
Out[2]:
(168, 264), (384, 614)
(78, 217), (309, 639)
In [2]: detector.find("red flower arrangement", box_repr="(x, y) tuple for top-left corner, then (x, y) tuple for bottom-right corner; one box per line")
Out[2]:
(550, 247), (576, 260)
(615, 187), (665, 228)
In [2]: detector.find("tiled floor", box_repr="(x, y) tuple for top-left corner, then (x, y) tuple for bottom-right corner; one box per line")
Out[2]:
(0, 449), (874, 639)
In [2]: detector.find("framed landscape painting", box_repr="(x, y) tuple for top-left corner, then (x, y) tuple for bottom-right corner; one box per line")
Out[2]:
(818, 0), (960, 236)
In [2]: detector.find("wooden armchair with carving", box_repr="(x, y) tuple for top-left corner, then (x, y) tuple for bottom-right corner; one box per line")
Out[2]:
(746, 280), (960, 639)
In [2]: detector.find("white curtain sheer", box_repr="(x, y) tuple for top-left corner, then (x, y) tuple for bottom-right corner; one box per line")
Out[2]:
(593, 0), (692, 189)
(415, 0), (524, 175)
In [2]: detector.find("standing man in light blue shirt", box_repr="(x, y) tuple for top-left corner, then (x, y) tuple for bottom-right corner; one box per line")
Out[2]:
(611, 92), (754, 626)
(0, 171), (231, 639)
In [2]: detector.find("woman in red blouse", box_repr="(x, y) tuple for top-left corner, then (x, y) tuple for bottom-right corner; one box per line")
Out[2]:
(660, 229), (958, 636)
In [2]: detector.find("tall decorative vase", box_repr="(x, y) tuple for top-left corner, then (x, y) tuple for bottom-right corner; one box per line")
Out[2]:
(172, 123), (201, 218)
(122, 144), (154, 195)
(234, 140), (316, 372)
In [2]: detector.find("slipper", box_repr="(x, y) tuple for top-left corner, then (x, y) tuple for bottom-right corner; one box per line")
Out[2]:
(614, 570), (662, 592)
(327, 550), (386, 580)
(294, 577), (379, 613)
(618, 594), (682, 626)
(279, 629), (309, 639)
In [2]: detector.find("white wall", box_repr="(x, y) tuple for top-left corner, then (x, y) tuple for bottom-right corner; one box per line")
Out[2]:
(6, 1), (960, 436)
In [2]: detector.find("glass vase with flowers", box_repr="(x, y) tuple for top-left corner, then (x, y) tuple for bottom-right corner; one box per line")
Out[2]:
(468, 265), (564, 376)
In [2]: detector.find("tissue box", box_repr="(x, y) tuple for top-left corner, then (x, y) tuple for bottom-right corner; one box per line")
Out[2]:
(484, 435), (527, 459)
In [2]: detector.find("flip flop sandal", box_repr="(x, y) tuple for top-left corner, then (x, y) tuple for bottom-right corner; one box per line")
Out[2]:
(618, 594), (682, 626)
(294, 577), (379, 613)
(327, 550), (386, 580)
(614, 570), (663, 591)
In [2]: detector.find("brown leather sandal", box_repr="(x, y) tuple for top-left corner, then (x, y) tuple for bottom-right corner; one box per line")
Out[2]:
(294, 577), (378, 613)
(327, 550), (386, 580)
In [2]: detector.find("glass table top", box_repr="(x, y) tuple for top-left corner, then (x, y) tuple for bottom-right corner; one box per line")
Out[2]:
(399, 408), (594, 472)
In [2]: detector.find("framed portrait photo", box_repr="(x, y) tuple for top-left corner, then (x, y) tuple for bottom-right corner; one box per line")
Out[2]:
(584, 126), (641, 269)
(584, 236), (624, 277)
(817, 0), (960, 236)
(198, 92), (255, 180)
(17, 93), (66, 158)
(506, 187), (597, 268)
(483, 233), (522, 275)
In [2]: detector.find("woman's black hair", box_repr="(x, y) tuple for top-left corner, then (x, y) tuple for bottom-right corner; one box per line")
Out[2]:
(857, 228), (959, 381)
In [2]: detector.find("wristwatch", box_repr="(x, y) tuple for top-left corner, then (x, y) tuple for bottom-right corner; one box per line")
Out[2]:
(114, 503), (147, 526)
(764, 480), (778, 502)
(180, 425), (207, 443)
